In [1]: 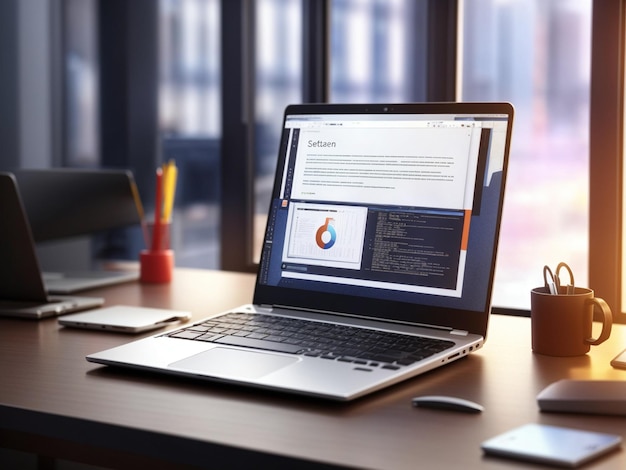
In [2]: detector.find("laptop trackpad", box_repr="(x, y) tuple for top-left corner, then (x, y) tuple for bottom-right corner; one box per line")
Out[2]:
(169, 347), (299, 380)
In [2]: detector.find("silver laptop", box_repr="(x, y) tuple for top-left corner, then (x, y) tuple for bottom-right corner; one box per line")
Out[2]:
(88, 102), (514, 401)
(0, 173), (104, 319)
(12, 168), (141, 294)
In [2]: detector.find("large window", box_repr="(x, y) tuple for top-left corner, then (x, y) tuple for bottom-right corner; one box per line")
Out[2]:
(49, 0), (624, 320)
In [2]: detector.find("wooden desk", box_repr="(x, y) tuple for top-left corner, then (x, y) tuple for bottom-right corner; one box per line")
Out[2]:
(1, 268), (625, 469)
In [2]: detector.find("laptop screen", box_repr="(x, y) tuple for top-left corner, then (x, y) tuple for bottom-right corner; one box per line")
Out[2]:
(254, 103), (513, 334)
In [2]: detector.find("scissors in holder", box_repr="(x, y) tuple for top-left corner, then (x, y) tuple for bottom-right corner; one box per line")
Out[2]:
(543, 262), (575, 295)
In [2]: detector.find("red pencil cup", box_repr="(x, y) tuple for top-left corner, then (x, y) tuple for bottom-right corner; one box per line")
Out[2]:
(140, 249), (174, 283)
(140, 221), (174, 283)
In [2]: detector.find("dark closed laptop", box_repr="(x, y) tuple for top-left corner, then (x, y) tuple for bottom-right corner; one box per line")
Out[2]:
(12, 168), (141, 293)
(88, 102), (514, 401)
(0, 173), (103, 319)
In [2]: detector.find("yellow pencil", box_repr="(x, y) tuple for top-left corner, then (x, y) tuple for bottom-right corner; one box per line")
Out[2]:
(161, 159), (178, 223)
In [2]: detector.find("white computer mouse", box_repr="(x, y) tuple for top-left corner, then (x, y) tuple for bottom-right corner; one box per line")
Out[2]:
(411, 395), (484, 413)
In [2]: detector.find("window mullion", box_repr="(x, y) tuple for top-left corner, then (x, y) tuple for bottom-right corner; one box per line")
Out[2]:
(589, 0), (625, 322)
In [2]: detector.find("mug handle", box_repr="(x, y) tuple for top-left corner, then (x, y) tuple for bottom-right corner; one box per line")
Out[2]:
(585, 297), (612, 345)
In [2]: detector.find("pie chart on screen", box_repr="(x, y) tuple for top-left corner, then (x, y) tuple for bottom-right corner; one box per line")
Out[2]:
(315, 217), (336, 249)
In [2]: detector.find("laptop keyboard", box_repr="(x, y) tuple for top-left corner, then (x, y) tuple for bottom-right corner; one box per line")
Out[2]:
(166, 312), (455, 370)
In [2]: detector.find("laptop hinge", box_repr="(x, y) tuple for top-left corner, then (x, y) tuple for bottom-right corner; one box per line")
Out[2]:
(258, 304), (274, 312)
(450, 329), (469, 336)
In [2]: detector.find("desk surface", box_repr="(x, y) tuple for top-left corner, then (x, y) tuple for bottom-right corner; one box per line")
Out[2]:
(1, 268), (625, 469)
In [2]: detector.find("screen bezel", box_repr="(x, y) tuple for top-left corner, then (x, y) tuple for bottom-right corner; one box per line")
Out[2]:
(253, 102), (514, 338)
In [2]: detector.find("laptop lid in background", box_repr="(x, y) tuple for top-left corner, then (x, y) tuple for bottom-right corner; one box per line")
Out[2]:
(253, 102), (514, 338)
(0, 172), (104, 319)
(12, 169), (142, 293)
(0, 173), (49, 304)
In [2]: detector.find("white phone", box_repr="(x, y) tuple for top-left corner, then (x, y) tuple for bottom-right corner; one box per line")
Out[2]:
(59, 305), (191, 333)
(611, 347), (626, 369)
(481, 423), (622, 467)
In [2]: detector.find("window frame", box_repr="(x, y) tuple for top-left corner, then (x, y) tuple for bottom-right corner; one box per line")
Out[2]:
(589, 0), (625, 323)
(220, 0), (256, 272)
